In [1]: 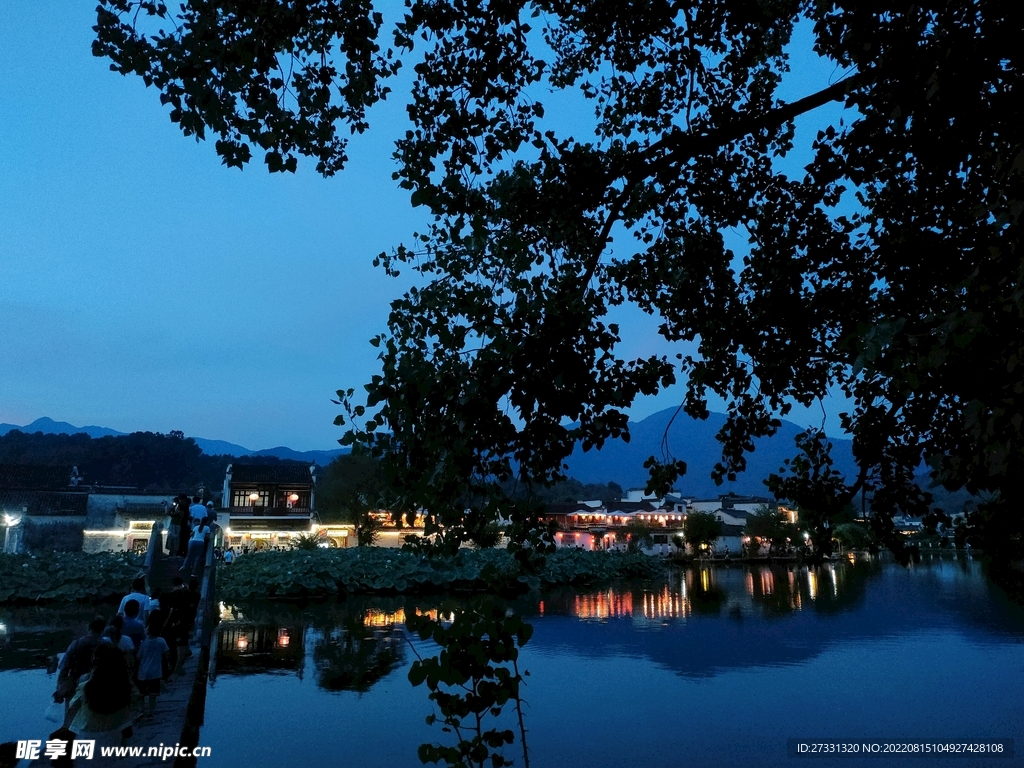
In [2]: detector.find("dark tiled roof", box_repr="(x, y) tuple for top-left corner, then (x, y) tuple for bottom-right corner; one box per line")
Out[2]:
(122, 502), (170, 518)
(229, 464), (313, 485)
(0, 490), (89, 516)
(542, 502), (592, 515)
(606, 501), (661, 512)
(0, 464), (75, 491)
(719, 495), (771, 508)
(717, 508), (752, 520)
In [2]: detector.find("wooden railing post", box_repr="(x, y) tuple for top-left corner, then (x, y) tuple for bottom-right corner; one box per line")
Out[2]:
(192, 541), (217, 647)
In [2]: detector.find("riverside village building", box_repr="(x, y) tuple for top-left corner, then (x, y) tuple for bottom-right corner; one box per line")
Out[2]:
(2, 460), (803, 556)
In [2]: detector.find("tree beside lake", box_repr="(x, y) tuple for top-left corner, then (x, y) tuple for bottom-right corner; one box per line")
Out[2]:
(92, 2), (1024, 566)
(87, 23), (1024, 765)
(683, 511), (722, 554)
(744, 506), (798, 550)
(315, 454), (408, 545)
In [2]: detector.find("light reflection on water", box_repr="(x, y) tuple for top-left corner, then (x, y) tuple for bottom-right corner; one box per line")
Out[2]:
(3, 556), (1024, 767)
(194, 556), (1024, 767)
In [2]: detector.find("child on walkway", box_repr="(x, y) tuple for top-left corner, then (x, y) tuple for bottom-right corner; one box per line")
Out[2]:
(135, 610), (169, 720)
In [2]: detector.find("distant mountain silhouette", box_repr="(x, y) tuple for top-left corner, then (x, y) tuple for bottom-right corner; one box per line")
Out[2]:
(189, 437), (253, 456)
(0, 417), (126, 439)
(0, 418), (346, 465)
(564, 408), (856, 498)
(1, 411), (855, 493)
(248, 446), (348, 465)
(2, 414), (967, 511)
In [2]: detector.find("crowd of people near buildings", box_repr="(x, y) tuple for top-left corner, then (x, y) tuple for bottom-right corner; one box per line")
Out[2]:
(166, 495), (215, 572)
(47, 574), (202, 749)
(166, 494), (278, 566)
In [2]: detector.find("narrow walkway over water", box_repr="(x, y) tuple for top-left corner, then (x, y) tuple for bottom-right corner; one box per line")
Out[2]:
(137, 527), (218, 768)
(30, 525), (218, 768)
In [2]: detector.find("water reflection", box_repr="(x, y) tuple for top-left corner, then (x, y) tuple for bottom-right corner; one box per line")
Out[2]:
(0, 606), (102, 672)
(3, 556), (1015, 687)
(216, 621), (306, 677)
(5, 556), (1024, 768)
(538, 561), (872, 624)
(195, 556), (1024, 768)
(310, 609), (404, 693)
(201, 558), (905, 695)
(212, 601), (410, 693)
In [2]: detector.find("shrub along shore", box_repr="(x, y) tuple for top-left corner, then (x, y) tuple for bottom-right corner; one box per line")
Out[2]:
(0, 548), (661, 604)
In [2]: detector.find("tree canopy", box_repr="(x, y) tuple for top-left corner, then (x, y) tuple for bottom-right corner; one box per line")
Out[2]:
(0, 429), (225, 491)
(682, 510), (722, 552)
(743, 505), (797, 547)
(316, 453), (408, 544)
(94, 1), (1024, 561)
(0, 429), (308, 494)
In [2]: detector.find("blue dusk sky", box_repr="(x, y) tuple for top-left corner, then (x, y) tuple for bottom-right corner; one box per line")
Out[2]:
(1, 4), (850, 451)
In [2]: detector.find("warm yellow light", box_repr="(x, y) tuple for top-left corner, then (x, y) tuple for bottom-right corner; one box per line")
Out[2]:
(289, 493), (299, 502)
(237, 636), (249, 651)
(277, 629), (290, 648)
(249, 492), (259, 501)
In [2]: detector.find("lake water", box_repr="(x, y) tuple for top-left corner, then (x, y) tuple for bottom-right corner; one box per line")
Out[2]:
(3, 555), (1024, 767)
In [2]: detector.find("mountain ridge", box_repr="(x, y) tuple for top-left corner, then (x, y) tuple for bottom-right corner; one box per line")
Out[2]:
(0, 417), (347, 466)
(0, 411), (857, 498)
(564, 408), (856, 498)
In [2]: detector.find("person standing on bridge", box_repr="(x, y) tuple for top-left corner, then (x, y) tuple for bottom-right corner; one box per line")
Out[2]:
(135, 611), (169, 720)
(65, 642), (133, 746)
(159, 577), (190, 676)
(175, 495), (192, 556)
(189, 495), (207, 526)
(179, 518), (211, 578)
(53, 616), (107, 717)
(118, 576), (152, 621)
(121, 600), (146, 649)
(102, 615), (135, 661)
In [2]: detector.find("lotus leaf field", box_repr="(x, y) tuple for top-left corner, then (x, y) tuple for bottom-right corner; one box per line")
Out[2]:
(0, 548), (662, 604)
(0, 551), (144, 604)
(218, 548), (662, 601)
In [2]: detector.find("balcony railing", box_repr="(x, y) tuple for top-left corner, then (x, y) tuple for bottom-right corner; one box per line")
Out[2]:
(230, 506), (312, 518)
